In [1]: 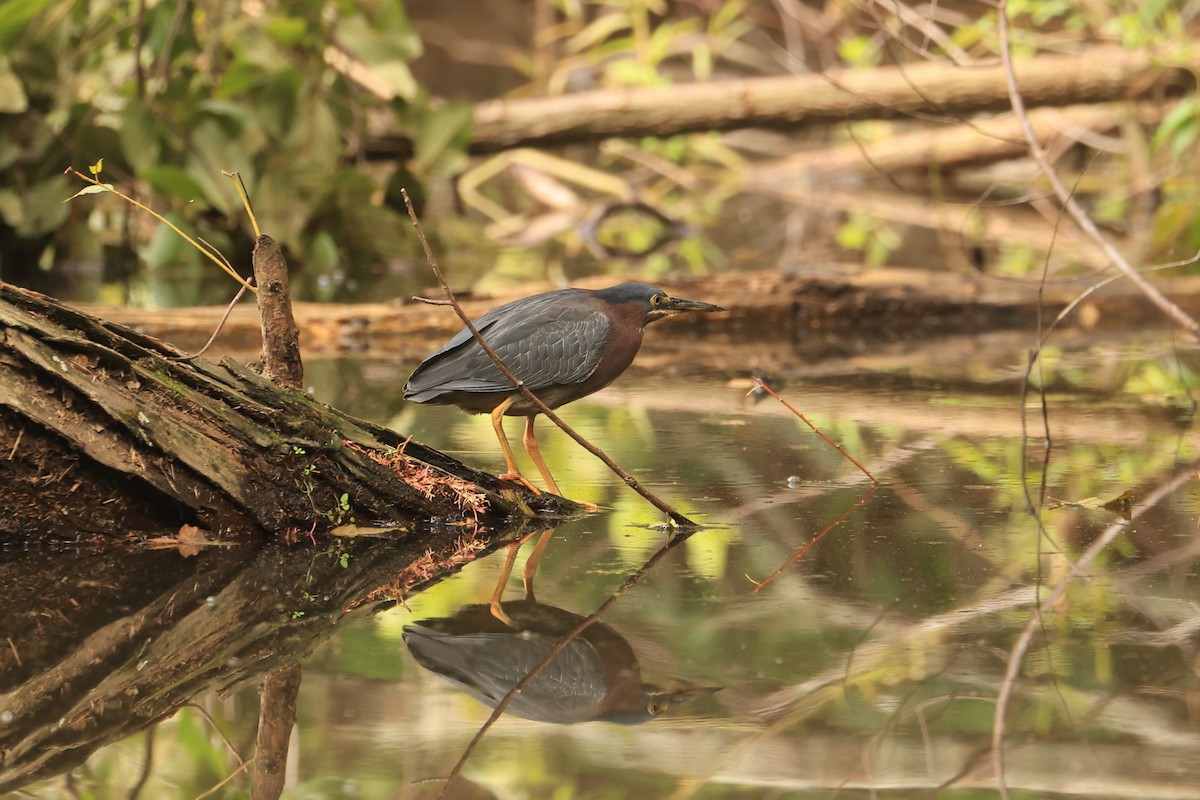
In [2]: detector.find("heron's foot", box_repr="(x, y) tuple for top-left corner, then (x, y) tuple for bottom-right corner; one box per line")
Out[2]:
(571, 498), (600, 512)
(489, 598), (515, 627)
(499, 471), (541, 494)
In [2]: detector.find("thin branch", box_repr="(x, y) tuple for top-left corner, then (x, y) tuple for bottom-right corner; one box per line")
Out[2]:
(63, 167), (255, 292)
(222, 171), (261, 238)
(751, 484), (877, 594)
(193, 755), (254, 800)
(752, 376), (878, 483)
(171, 252), (252, 362)
(995, 4), (1200, 341)
(400, 189), (697, 527)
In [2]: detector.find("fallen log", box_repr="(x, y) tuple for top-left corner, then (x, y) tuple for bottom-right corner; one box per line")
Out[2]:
(69, 268), (1200, 364)
(365, 47), (1194, 155)
(0, 282), (580, 545)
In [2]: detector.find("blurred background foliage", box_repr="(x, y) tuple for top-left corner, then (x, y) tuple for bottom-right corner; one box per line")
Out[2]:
(2, 0), (1199, 305)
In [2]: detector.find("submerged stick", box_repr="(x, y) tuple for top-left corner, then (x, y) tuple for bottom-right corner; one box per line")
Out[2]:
(400, 189), (697, 527)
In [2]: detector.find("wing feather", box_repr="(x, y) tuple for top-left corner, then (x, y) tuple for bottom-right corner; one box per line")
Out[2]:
(403, 290), (611, 402)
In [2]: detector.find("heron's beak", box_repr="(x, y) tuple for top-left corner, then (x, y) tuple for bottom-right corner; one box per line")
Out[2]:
(658, 295), (726, 316)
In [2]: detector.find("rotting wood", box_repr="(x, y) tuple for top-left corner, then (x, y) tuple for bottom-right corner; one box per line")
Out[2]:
(252, 234), (304, 390)
(0, 525), (537, 792)
(362, 47), (1195, 155)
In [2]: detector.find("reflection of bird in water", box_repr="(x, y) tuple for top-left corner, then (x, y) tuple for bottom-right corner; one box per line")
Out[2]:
(403, 283), (724, 496)
(403, 600), (719, 724)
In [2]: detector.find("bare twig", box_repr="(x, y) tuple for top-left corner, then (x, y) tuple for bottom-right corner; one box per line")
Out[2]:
(194, 755), (255, 800)
(752, 376), (878, 484)
(222, 171), (261, 238)
(171, 251), (252, 362)
(63, 167), (254, 291)
(400, 189), (696, 526)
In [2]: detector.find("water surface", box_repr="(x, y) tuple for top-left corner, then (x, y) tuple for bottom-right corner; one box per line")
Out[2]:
(18, 329), (1200, 799)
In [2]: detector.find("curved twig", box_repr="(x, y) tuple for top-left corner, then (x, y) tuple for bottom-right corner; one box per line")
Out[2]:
(995, 4), (1200, 341)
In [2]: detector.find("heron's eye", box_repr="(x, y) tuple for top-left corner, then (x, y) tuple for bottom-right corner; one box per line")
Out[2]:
(651, 294), (665, 307)
(648, 701), (666, 715)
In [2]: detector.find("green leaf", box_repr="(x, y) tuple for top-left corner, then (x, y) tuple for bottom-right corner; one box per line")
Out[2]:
(119, 98), (163, 173)
(264, 15), (308, 45)
(88, 158), (103, 176)
(0, 0), (48, 50)
(141, 167), (205, 200)
(412, 103), (472, 174)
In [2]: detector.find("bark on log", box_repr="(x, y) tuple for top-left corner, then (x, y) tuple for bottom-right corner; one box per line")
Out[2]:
(252, 235), (304, 390)
(364, 47), (1195, 155)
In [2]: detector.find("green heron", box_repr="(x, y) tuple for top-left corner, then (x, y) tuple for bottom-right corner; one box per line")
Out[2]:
(403, 283), (724, 495)
(403, 599), (720, 724)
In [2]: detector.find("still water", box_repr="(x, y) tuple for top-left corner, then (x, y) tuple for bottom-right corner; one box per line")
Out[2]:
(16, 328), (1200, 798)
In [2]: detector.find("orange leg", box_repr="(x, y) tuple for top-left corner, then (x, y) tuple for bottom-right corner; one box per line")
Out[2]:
(520, 526), (555, 601)
(522, 415), (561, 496)
(523, 415), (600, 510)
(491, 397), (539, 494)
(488, 540), (521, 626)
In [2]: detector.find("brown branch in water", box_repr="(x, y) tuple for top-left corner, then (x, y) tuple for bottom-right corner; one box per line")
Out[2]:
(432, 528), (695, 799)
(750, 484), (877, 594)
(752, 376), (878, 484)
(995, 6), (1200, 342)
(400, 189), (696, 527)
(250, 664), (302, 800)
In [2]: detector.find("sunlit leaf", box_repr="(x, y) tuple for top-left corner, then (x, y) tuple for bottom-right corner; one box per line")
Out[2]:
(64, 183), (112, 202)
(0, 57), (27, 113)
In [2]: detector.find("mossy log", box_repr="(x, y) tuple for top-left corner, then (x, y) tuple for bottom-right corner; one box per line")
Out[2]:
(0, 282), (580, 544)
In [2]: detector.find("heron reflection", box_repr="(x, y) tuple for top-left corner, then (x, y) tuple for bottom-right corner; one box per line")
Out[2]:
(403, 528), (719, 724)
